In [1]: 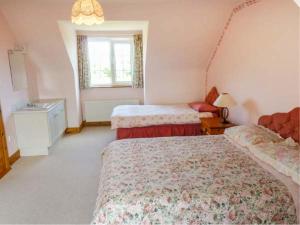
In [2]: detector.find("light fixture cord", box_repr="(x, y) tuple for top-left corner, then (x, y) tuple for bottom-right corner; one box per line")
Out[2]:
(90, 0), (95, 11)
(79, 0), (83, 13)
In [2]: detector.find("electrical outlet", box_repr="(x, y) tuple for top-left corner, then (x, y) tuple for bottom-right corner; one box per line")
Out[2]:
(8, 136), (11, 142)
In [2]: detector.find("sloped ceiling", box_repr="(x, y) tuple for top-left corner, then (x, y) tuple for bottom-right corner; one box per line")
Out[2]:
(0, 0), (238, 69)
(0, 0), (239, 126)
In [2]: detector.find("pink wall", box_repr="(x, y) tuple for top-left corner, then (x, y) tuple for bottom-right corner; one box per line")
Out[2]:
(1, 0), (298, 128)
(0, 0), (235, 127)
(121, 0), (233, 104)
(0, 11), (37, 156)
(208, 0), (299, 125)
(0, 0), (83, 127)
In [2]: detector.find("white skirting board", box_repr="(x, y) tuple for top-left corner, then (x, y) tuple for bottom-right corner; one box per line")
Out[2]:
(84, 99), (140, 122)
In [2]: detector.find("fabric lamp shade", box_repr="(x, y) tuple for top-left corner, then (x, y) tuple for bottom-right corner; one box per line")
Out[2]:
(213, 93), (236, 108)
(72, 0), (104, 26)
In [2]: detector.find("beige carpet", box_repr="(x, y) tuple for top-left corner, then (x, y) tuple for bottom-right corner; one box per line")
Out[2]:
(0, 127), (115, 224)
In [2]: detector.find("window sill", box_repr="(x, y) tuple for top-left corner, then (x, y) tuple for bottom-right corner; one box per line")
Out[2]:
(89, 85), (132, 89)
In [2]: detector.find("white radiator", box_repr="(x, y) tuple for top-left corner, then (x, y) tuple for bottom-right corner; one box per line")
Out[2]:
(84, 99), (140, 122)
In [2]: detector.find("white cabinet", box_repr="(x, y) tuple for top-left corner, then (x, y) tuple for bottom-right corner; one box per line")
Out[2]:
(14, 100), (66, 156)
(48, 102), (65, 144)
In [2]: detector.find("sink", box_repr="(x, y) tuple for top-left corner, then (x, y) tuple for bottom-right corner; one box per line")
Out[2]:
(23, 103), (55, 111)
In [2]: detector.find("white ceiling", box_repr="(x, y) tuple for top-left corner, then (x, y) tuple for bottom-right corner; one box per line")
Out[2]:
(0, 0), (242, 5)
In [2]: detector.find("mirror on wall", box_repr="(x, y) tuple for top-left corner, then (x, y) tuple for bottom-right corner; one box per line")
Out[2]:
(8, 50), (28, 91)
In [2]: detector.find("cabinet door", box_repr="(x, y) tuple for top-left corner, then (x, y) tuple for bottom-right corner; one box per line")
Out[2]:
(208, 128), (225, 135)
(49, 112), (58, 144)
(48, 106), (65, 144)
(56, 108), (66, 136)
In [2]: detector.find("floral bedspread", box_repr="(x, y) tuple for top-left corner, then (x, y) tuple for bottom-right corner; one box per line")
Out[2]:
(92, 136), (297, 225)
(111, 104), (213, 129)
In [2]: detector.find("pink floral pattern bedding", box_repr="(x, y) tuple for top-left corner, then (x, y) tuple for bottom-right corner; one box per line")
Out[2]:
(111, 104), (213, 129)
(92, 136), (297, 224)
(248, 141), (300, 185)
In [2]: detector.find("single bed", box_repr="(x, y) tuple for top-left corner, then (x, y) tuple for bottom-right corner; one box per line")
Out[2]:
(93, 108), (300, 224)
(111, 87), (220, 139)
(111, 104), (214, 139)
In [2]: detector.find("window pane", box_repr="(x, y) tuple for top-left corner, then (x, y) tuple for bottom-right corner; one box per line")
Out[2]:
(114, 43), (132, 83)
(88, 41), (112, 86)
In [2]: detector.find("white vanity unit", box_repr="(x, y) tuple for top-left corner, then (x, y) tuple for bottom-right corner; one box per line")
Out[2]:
(13, 99), (66, 156)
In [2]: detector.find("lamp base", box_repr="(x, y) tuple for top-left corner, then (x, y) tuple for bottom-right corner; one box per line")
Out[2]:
(222, 119), (230, 124)
(221, 107), (230, 124)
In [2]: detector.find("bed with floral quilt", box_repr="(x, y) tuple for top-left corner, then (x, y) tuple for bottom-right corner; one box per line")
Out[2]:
(92, 134), (298, 224)
(111, 104), (214, 139)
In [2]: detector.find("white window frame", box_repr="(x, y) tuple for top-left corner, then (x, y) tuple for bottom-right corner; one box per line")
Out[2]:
(88, 36), (134, 88)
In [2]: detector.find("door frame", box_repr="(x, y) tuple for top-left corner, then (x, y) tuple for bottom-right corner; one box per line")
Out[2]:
(0, 109), (11, 179)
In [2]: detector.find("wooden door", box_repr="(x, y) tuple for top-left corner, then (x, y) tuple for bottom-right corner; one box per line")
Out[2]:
(0, 110), (10, 179)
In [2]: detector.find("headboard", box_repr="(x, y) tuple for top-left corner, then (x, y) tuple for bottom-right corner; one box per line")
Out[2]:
(258, 107), (300, 143)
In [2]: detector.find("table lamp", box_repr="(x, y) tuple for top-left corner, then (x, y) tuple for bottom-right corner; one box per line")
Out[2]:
(213, 93), (236, 124)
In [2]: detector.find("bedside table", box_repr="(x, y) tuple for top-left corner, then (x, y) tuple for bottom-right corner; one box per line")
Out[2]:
(200, 117), (236, 135)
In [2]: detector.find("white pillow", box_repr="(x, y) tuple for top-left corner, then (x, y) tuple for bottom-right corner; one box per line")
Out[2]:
(280, 137), (299, 149)
(258, 125), (283, 139)
(225, 125), (283, 147)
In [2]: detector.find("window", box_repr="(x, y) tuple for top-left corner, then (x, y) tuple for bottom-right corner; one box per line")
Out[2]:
(88, 37), (134, 87)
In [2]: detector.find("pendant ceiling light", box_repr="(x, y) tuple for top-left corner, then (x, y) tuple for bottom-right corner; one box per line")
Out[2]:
(71, 0), (104, 26)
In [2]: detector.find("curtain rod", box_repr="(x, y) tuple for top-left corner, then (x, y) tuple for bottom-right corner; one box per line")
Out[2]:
(76, 30), (142, 37)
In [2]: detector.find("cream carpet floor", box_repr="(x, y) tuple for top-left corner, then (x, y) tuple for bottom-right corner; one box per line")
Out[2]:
(0, 127), (115, 224)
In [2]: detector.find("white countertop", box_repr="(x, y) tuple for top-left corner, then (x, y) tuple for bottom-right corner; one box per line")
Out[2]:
(13, 99), (65, 114)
